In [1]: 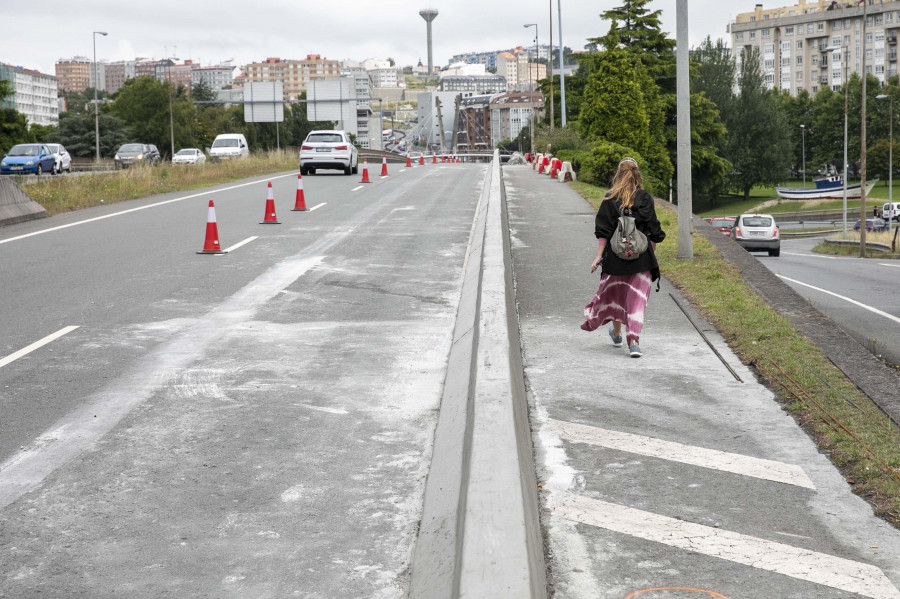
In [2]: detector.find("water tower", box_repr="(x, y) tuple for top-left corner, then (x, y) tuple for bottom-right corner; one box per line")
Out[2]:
(419, 9), (439, 76)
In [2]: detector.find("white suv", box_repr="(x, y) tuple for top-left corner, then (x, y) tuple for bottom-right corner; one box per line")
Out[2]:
(732, 213), (780, 257)
(300, 130), (358, 176)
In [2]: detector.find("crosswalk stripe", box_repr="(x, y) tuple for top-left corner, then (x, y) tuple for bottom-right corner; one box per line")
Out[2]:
(550, 419), (815, 489)
(557, 494), (900, 599)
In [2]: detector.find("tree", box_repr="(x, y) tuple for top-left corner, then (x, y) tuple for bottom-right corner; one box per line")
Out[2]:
(596, 0), (676, 92)
(110, 76), (172, 148)
(191, 79), (217, 103)
(725, 47), (793, 200)
(693, 37), (736, 115)
(56, 111), (129, 157)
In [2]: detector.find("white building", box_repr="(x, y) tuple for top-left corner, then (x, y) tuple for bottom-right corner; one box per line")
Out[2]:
(0, 63), (59, 126)
(440, 62), (487, 78)
(490, 91), (544, 146)
(192, 65), (234, 92)
(369, 68), (400, 88)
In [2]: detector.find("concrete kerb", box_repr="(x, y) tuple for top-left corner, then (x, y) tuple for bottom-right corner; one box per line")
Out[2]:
(0, 178), (47, 227)
(409, 151), (547, 598)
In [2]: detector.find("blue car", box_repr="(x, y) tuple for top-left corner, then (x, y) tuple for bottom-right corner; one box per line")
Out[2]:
(1, 143), (57, 175)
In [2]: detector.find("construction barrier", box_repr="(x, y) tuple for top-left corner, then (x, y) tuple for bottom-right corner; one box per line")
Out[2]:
(0, 178), (47, 227)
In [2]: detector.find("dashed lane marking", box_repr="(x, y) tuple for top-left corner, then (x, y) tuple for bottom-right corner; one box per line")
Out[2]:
(782, 252), (839, 260)
(218, 236), (258, 254)
(778, 275), (900, 326)
(0, 173), (299, 247)
(550, 419), (815, 489)
(351, 185), (364, 192)
(0, 326), (79, 369)
(557, 494), (900, 599)
(308, 203), (326, 211)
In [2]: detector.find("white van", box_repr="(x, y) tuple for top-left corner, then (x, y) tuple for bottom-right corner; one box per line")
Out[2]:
(208, 134), (249, 161)
(882, 202), (900, 222)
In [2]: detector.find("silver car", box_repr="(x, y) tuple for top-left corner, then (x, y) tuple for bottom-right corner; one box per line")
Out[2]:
(299, 130), (358, 176)
(46, 144), (72, 174)
(172, 148), (207, 165)
(732, 213), (780, 257)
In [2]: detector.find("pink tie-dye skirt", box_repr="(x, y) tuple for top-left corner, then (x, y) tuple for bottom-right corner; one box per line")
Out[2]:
(581, 272), (652, 345)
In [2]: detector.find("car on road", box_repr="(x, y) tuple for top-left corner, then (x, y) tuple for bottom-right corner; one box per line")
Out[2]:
(854, 218), (889, 232)
(881, 202), (900, 222)
(172, 148), (206, 165)
(208, 133), (249, 161)
(705, 217), (735, 237)
(113, 143), (161, 169)
(46, 143), (72, 174)
(0, 143), (57, 175)
(731, 213), (780, 257)
(299, 130), (358, 176)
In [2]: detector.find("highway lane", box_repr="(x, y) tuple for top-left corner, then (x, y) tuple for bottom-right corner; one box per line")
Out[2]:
(756, 238), (900, 365)
(0, 161), (484, 597)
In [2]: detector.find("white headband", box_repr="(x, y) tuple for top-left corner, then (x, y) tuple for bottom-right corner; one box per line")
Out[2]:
(619, 157), (638, 167)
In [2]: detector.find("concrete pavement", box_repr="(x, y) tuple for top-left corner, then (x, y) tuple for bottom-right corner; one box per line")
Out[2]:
(504, 165), (900, 599)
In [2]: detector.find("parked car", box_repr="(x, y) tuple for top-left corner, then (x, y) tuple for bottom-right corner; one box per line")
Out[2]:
(208, 134), (249, 161)
(731, 213), (780, 257)
(300, 130), (358, 175)
(854, 218), (889, 232)
(705, 217), (735, 237)
(113, 143), (161, 168)
(46, 143), (72, 174)
(0, 143), (57, 175)
(172, 148), (207, 165)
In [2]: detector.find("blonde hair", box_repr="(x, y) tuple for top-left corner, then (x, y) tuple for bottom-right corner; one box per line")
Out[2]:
(606, 157), (644, 210)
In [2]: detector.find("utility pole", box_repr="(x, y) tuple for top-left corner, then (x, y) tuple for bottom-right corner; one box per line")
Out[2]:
(860, 0), (869, 257)
(676, 0), (693, 259)
(549, 0), (554, 129)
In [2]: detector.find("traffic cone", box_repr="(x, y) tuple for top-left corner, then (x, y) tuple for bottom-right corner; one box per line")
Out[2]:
(419, 154), (425, 166)
(381, 155), (389, 176)
(292, 173), (307, 211)
(360, 159), (371, 183)
(432, 153), (437, 164)
(197, 200), (225, 254)
(406, 153), (412, 167)
(260, 181), (281, 224)
(441, 155), (446, 163)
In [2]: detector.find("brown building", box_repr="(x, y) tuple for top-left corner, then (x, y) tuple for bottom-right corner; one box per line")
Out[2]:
(55, 57), (91, 93)
(243, 55), (342, 101)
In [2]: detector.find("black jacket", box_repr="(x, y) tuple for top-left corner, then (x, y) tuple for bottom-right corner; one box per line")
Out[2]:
(594, 189), (666, 280)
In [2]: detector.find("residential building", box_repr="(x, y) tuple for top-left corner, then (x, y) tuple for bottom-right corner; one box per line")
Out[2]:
(455, 94), (494, 153)
(243, 55), (342, 101)
(440, 75), (507, 94)
(0, 62), (59, 125)
(497, 51), (529, 90)
(106, 60), (136, 94)
(448, 50), (499, 71)
(490, 91), (544, 146)
(518, 63), (547, 89)
(441, 63), (487, 77)
(369, 67), (400, 88)
(192, 65), (234, 92)
(729, 0), (900, 95)
(55, 57), (92, 93)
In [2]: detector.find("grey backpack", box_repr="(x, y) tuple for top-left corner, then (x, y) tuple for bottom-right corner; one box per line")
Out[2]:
(610, 204), (649, 260)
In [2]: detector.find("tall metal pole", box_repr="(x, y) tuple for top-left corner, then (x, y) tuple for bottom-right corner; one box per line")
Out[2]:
(878, 93), (893, 235)
(860, 1), (869, 257)
(676, 0), (692, 259)
(557, 0), (566, 126)
(843, 47), (849, 234)
(549, 0), (554, 129)
(801, 124), (806, 187)
(93, 31), (107, 162)
(525, 23), (538, 153)
(168, 61), (176, 158)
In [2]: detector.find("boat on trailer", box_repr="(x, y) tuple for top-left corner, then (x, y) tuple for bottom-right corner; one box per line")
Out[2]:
(776, 177), (878, 200)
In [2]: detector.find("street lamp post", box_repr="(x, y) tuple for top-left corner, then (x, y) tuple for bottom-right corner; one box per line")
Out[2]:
(167, 55), (180, 159)
(524, 23), (538, 154)
(800, 124), (806, 187)
(859, 0), (869, 257)
(557, 0), (566, 127)
(877, 93), (893, 235)
(825, 44), (849, 234)
(93, 31), (107, 162)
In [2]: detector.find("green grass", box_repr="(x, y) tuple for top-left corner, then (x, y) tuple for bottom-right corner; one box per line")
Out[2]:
(573, 181), (900, 526)
(18, 150), (298, 217)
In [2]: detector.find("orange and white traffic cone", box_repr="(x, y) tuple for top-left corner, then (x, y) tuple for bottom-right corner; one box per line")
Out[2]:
(197, 200), (225, 254)
(381, 155), (389, 176)
(419, 154), (425, 166)
(360, 159), (371, 183)
(441, 155), (446, 163)
(260, 181), (281, 224)
(406, 153), (412, 167)
(432, 153), (437, 164)
(292, 173), (307, 211)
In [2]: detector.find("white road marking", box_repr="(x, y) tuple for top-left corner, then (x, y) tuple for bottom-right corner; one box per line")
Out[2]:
(293, 403), (348, 415)
(778, 275), (900, 325)
(309, 203), (326, 211)
(219, 236), (258, 254)
(550, 419), (815, 489)
(399, 169), (407, 173)
(0, 173), (299, 247)
(879, 262), (900, 268)
(351, 185), (364, 192)
(557, 494), (900, 599)
(0, 326), (79, 369)
(782, 252), (839, 260)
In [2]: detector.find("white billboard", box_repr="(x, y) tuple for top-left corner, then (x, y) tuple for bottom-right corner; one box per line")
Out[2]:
(307, 77), (357, 127)
(244, 81), (284, 123)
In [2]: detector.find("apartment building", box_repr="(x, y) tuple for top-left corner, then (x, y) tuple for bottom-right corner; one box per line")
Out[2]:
(191, 65), (234, 92)
(440, 75), (508, 94)
(55, 57), (92, 93)
(0, 62), (59, 125)
(490, 91), (544, 146)
(730, 0), (900, 96)
(243, 55), (341, 101)
(106, 60), (136, 94)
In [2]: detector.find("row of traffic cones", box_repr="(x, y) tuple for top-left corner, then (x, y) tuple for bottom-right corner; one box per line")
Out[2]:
(198, 175), (308, 254)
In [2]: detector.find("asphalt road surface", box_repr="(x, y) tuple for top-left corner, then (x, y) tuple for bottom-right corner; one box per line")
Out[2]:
(0, 162), (485, 597)
(757, 237), (900, 366)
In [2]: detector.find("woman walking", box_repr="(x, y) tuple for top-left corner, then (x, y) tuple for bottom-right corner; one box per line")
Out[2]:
(581, 158), (666, 357)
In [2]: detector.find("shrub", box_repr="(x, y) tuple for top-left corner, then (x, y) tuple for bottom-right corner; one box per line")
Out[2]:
(580, 141), (645, 187)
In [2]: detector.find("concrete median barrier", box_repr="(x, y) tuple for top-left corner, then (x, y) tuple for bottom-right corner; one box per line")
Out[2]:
(410, 151), (547, 598)
(0, 178), (47, 227)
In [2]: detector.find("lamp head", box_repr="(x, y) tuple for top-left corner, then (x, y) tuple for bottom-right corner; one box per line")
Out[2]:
(877, 94), (889, 99)
(800, 124), (805, 128)
(95, 31), (108, 36)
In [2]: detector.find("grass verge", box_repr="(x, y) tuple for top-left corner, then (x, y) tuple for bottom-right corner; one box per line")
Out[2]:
(19, 150), (297, 217)
(572, 180), (900, 527)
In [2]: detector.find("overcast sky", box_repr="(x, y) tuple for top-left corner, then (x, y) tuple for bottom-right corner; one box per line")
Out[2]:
(0, 0), (738, 75)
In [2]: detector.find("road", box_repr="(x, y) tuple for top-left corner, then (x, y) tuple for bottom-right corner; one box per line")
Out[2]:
(755, 237), (900, 366)
(0, 161), (484, 597)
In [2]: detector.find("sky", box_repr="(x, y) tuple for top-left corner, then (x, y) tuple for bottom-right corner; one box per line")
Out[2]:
(0, 0), (740, 75)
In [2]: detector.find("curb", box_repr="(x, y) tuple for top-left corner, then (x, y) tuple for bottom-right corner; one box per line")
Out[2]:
(409, 151), (547, 598)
